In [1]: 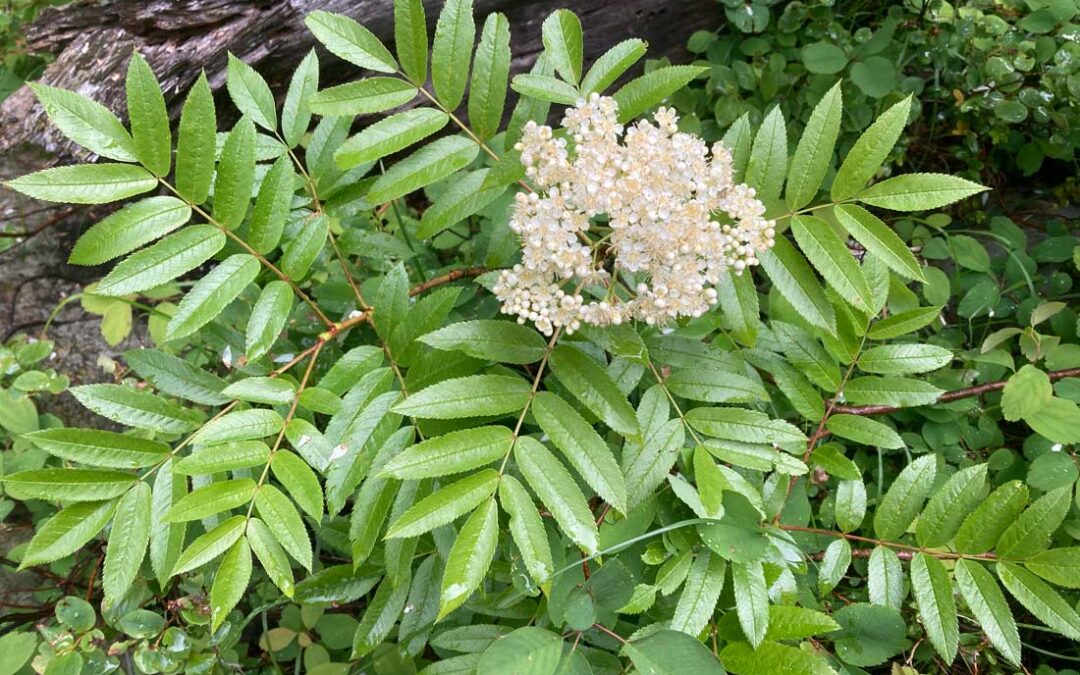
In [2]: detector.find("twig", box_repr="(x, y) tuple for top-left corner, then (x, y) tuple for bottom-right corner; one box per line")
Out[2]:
(831, 367), (1080, 416)
(408, 267), (487, 296)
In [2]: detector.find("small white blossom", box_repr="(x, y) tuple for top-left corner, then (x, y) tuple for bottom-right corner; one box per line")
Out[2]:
(497, 94), (775, 334)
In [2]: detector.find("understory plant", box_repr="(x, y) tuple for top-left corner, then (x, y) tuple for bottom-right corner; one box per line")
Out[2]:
(2, 0), (1080, 673)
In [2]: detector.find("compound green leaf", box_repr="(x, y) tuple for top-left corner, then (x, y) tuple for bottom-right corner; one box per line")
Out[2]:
(831, 96), (910, 201)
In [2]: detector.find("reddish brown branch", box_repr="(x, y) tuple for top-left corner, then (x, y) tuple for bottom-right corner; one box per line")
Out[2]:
(831, 367), (1080, 416)
(408, 267), (487, 297)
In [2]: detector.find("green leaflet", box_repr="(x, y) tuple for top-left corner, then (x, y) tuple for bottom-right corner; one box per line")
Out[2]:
(612, 65), (708, 124)
(664, 368), (768, 404)
(1001, 364), (1053, 422)
(541, 9), (583, 84)
(248, 518), (294, 597)
(222, 377), (296, 405)
(955, 559), (1021, 666)
(391, 374), (530, 419)
(514, 436), (599, 555)
(164, 478), (256, 523)
(150, 460), (186, 585)
(24, 428), (169, 469)
(510, 73), (579, 105)
(21, 500), (117, 569)
(438, 498), (499, 619)
(246, 281), (293, 361)
(166, 254), (260, 341)
(469, 13), (511, 140)
(172, 515), (246, 576)
(248, 155), (294, 254)
(124, 348), (229, 406)
(280, 214), (329, 279)
(623, 630), (725, 674)
(173, 441), (270, 475)
(954, 480), (1029, 554)
(226, 53), (276, 132)
(271, 451), (323, 520)
(834, 204), (925, 281)
(70, 383), (202, 433)
(721, 641), (831, 675)
(911, 553), (959, 663)
(69, 196), (191, 265)
(126, 52), (171, 176)
(857, 173), (988, 211)
(686, 407), (806, 446)
(818, 538), (851, 594)
(732, 560), (769, 648)
(826, 414), (904, 449)
(872, 454), (937, 539)
(380, 426), (512, 479)
(282, 51), (319, 148)
(176, 73), (217, 204)
(532, 391), (627, 514)
(581, 39), (646, 95)
(723, 113), (753, 183)
(353, 578), (411, 658)
(335, 108), (449, 171)
(670, 551), (725, 636)
(416, 168), (506, 239)
(745, 105), (788, 205)
(385, 469), (499, 539)
(716, 269), (760, 346)
(765, 605), (840, 640)
(5, 164), (157, 204)
(349, 473), (398, 566)
(786, 82), (841, 211)
(791, 215), (874, 311)
(210, 536), (252, 631)
(995, 486), (1071, 558)
(867, 306), (942, 339)
(212, 117), (257, 230)
(255, 484), (313, 570)
(997, 563), (1080, 640)
(308, 77), (417, 117)
(197, 409), (284, 445)
(759, 238), (836, 334)
(498, 474), (554, 590)
(477, 627), (562, 673)
(831, 95), (910, 201)
(867, 546), (904, 610)
(915, 464), (988, 547)
(843, 376), (944, 407)
(394, 0), (428, 84)
(367, 135), (479, 204)
(103, 482), (151, 603)
(548, 345), (638, 436)
(95, 225), (226, 297)
(305, 11), (397, 73)
(1025, 548), (1080, 589)
(431, 0), (475, 110)
(29, 82), (136, 161)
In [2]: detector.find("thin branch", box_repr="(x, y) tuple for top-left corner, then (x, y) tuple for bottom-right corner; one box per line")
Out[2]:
(830, 367), (1080, 416)
(780, 525), (1005, 561)
(409, 267), (487, 296)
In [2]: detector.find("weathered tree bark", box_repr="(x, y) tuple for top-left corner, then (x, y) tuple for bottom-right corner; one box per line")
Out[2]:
(0, 0), (717, 163)
(0, 0), (717, 420)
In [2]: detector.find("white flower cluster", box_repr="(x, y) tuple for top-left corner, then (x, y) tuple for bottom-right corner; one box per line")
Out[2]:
(495, 93), (776, 335)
